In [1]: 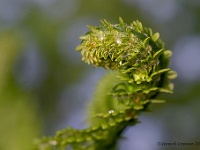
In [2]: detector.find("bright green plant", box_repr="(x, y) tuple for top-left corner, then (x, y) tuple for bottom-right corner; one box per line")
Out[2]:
(36, 17), (177, 150)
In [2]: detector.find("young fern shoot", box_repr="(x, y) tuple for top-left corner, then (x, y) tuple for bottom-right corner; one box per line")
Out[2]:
(37, 17), (177, 150)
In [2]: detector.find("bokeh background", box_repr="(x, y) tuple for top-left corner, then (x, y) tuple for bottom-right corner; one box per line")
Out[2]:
(1, 0), (200, 150)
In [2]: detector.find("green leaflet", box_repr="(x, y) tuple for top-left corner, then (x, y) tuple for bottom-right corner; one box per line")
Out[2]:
(36, 17), (176, 150)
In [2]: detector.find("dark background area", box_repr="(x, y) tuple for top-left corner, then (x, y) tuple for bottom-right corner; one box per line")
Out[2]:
(1, 0), (200, 150)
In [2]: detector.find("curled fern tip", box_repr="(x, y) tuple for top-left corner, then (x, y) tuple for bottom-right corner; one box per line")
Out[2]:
(36, 17), (177, 150)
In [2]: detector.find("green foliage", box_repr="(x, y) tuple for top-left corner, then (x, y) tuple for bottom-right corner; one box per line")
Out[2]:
(36, 18), (176, 150)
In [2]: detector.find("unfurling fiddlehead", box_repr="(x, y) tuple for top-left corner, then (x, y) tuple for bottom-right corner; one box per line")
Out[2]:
(37, 18), (177, 150)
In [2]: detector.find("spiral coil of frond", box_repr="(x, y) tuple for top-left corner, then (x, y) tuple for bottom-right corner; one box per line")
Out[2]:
(36, 18), (176, 150)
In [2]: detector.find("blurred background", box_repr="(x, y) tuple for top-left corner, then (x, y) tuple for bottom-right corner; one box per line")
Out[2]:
(0, 0), (200, 150)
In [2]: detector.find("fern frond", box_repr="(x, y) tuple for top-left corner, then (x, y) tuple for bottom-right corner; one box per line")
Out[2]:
(36, 17), (176, 150)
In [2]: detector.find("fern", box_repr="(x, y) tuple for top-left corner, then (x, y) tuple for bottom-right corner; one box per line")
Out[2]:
(36, 17), (177, 150)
